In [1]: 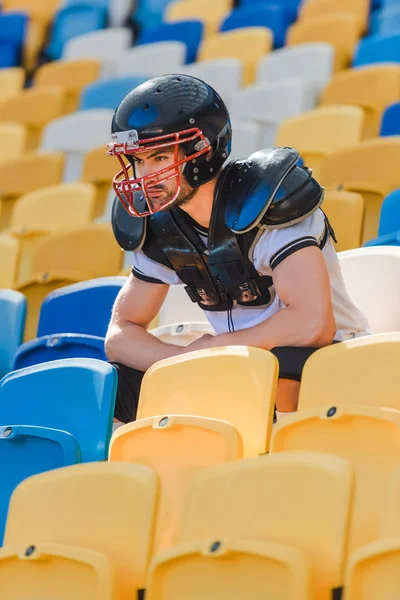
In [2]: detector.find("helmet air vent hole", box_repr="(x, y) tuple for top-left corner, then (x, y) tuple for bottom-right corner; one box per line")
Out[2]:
(175, 77), (183, 82)
(144, 103), (150, 110)
(156, 88), (162, 93)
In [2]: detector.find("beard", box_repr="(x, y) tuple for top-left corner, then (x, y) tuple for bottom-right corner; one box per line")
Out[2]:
(146, 176), (198, 212)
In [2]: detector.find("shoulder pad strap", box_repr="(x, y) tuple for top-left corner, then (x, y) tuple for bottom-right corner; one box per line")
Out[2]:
(111, 195), (146, 252)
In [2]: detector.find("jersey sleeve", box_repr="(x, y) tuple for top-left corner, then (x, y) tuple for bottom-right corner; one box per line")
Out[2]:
(254, 209), (328, 273)
(131, 249), (181, 285)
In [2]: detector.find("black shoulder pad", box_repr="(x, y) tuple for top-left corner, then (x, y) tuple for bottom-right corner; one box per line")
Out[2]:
(223, 148), (323, 233)
(111, 195), (146, 251)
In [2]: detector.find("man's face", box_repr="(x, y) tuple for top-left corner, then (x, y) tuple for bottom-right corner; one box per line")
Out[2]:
(130, 146), (197, 212)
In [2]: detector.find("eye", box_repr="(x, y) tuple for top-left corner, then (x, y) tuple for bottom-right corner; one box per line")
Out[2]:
(155, 155), (168, 162)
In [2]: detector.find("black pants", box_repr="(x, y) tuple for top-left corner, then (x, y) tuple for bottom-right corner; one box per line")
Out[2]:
(111, 345), (330, 424)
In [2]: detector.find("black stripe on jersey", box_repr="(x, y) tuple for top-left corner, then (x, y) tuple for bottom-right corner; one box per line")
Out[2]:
(132, 268), (165, 284)
(270, 236), (319, 270)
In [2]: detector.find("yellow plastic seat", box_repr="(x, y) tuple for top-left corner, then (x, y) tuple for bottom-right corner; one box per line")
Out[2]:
(0, 152), (64, 231)
(165, 0), (233, 37)
(0, 68), (24, 108)
(277, 106), (364, 180)
(0, 233), (19, 288)
(286, 13), (360, 72)
(82, 145), (118, 217)
(344, 538), (400, 600)
(176, 451), (353, 600)
(299, 333), (400, 412)
(0, 122), (27, 165)
(109, 415), (243, 553)
(299, 0), (369, 34)
(4, 462), (159, 599)
(320, 65), (400, 138)
(138, 346), (278, 457)
(270, 404), (400, 554)
(0, 542), (117, 600)
(35, 60), (101, 113)
(146, 538), (311, 600)
(2, 0), (61, 27)
(0, 87), (66, 150)
(319, 137), (400, 242)
(322, 190), (364, 251)
(198, 28), (272, 85)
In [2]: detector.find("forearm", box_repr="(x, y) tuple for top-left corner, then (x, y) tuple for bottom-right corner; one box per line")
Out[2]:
(105, 321), (182, 372)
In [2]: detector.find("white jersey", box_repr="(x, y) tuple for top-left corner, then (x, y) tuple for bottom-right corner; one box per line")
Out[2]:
(132, 208), (371, 341)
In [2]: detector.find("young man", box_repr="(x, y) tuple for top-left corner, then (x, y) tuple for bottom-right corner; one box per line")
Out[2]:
(105, 74), (370, 425)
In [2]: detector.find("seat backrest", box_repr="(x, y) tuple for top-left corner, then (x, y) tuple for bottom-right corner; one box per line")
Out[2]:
(220, 3), (290, 47)
(0, 234), (20, 288)
(178, 58), (242, 109)
(337, 247), (400, 332)
(0, 67), (25, 106)
(3, 0), (61, 26)
(80, 76), (147, 110)
(378, 189), (400, 235)
(138, 346), (278, 457)
(270, 404), (400, 553)
(299, 0), (369, 33)
(109, 415), (243, 552)
(377, 6), (400, 35)
(0, 12), (27, 46)
(230, 118), (261, 159)
(177, 451), (353, 600)
(0, 289), (26, 377)
(380, 101), (400, 136)
(0, 122), (26, 164)
(114, 41), (186, 77)
(37, 276), (126, 337)
(353, 32), (400, 67)
(82, 144), (118, 185)
(322, 190), (364, 252)
(0, 152), (64, 198)
(165, 0), (232, 36)
(0, 542), (117, 599)
(137, 20), (203, 63)
(4, 462), (159, 597)
(0, 358), (117, 461)
(146, 538), (311, 600)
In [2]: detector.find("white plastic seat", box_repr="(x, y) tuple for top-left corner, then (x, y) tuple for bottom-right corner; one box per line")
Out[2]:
(230, 119), (261, 160)
(63, 28), (133, 78)
(150, 322), (215, 345)
(159, 285), (210, 326)
(108, 0), (135, 27)
(337, 246), (400, 333)
(257, 43), (334, 104)
(230, 79), (313, 148)
(40, 110), (114, 182)
(178, 58), (243, 109)
(114, 41), (186, 77)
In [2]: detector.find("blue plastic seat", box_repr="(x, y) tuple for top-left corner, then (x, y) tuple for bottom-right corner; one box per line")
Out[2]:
(0, 358), (117, 462)
(80, 76), (148, 110)
(221, 4), (291, 47)
(380, 102), (400, 135)
(45, 3), (107, 61)
(0, 424), (81, 543)
(238, 0), (300, 22)
(0, 290), (26, 379)
(133, 0), (175, 31)
(0, 12), (28, 67)
(64, 0), (109, 8)
(137, 20), (203, 63)
(376, 7), (400, 35)
(364, 189), (400, 246)
(353, 32), (400, 67)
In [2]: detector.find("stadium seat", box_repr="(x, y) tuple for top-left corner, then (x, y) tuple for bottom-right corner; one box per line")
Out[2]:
(320, 138), (400, 242)
(0, 12), (28, 68)
(376, 6), (400, 35)
(0, 152), (65, 231)
(240, 0), (301, 19)
(82, 146), (117, 216)
(276, 106), (364, 180)
(45, 3), (107, 61)
(231, 79), (312, 148)
(35, 59), (101, 113)
(299, 0), (369, 34)
(178, 58), (242, 109)
(257, 43), (334, 105)
(364, 189), (400, 247)
(337, 247), (400, 332)
(63, 27), (133, 79)
(133, 0), (175, 31)
(0, 234), (19, 288)
(353, 32), (400, 67)
(113, 41), (186, 77)
(380, 101), (400, 135)
(165, 0), (232, 37)
(146, 538), (311, 600)
(80, 76), (147, 110)
(40, 109), (114, 182)
(137, 20), (203, 64)
(322, 190), (364, 252)
(0, 358), (117, 461)
(383, 463), (400, 535)
(229, 119), (262, 160)
(0, 67), (25, 108)
(138, 346), (278, 457)
(320, 64), (400, 138)
(4, 462), (158, 598)
(65, 0), (133, 27)
(150, 322), (215, 345)
(15, 224), (123, 340)
(0, 542), (117, 599)
(0, 290), (26, 378)
(0, 425), (81, 543)
(286, 13), (360, 72)
(199, 28), (272, 85)
(109, 415), (243, 552)
(0, 122), (26, 165)
(0, 87), (66, 150)
(157, 285), (210, 326)
(2, 0), (61, 30)
(220, 3), (291, 48)
(176, 451), (353, 600)
(344, 538), (400, 600)
(270, 404), (400, 554)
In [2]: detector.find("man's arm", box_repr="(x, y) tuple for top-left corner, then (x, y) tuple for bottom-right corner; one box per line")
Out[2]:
(183, 246), (337, 353)
(105, 274), (183, 371)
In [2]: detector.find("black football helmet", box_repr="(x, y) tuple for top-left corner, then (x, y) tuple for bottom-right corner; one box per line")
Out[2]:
(107, 73), (232, 217)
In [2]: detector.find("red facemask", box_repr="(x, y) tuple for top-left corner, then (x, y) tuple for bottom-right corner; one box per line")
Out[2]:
(107, 127), (211, 217)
